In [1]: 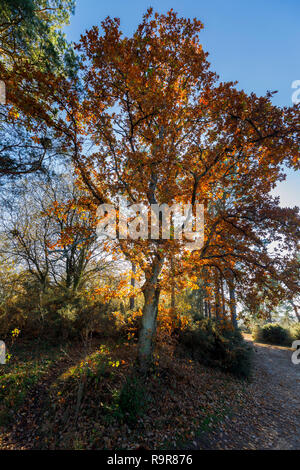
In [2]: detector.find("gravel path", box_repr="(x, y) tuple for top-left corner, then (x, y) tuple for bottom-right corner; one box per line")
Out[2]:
(192, 336), (300, 450)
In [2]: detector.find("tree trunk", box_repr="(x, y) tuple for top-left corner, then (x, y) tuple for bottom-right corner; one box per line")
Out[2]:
(208, 301), (211, 319)
(129, 262), (136, 310)
(170, 256), (176, 315)
(214, 276), (220, 321)
(292, 303), (300, 322)
(138, 284), (160, 374)
(220, 277), (226, 318)
(228, 281), (238, 329)
(199, 290), (204, 317)
(137, 257), (163, 374)
(204, 300), (208, 318)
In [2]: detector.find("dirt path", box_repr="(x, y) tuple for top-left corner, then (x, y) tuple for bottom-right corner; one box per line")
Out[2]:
(191, 336), (300, 450)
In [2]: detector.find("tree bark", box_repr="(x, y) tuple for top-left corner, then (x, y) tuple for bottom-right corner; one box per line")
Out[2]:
(137, 257), (163, 374)
(199, 290), (204, 317)
(228, 280), (238, 329)
(170, 256), (175, 312)
(292, 302), (300, 322)
(220, 276), (226, 318)
(214, 276), (220, 321)
(129, 262), (136, 310)
(204, 300), (208, 318)
(138, 284), (160, 374)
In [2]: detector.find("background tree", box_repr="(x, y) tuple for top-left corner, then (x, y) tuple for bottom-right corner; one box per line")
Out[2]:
(0, 0), (76, 72)
(0, 0), (77, 178)
(0, 172), (113, 295)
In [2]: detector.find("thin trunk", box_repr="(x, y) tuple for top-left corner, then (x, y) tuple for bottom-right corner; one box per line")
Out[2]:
(129, 262), (136, 310)
(170, 256), (175, 312)
(220, 277), (226, 319)
(73, 248), (86, 292)
(214, 276), (220, 321)
(228, 280), (238, 329)
(292, 303), (300, 322)
(199, 290), (204, 317)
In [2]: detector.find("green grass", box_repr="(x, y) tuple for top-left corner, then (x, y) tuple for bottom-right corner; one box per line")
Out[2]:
(56, 345), (112, 382)
(0, 343), (62, 425)
(51, 345), (142, 427)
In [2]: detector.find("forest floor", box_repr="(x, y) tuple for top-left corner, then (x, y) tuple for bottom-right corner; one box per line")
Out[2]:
(0, 335), (299, 450)
(187, 335), (300, 450)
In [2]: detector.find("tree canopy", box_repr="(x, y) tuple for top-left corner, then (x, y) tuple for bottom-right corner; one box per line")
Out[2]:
(52, 9), (299, 371)
(0, 7), (299, 373)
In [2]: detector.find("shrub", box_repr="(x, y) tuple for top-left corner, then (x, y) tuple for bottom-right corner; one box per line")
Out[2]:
(111, 309), (143, 341)
(252, 323), (292, 346)
(177, 318), (252, 379)
(118, 375), (147, 425)
(290, 323), (300, 342)
(0, 287), (113, 342)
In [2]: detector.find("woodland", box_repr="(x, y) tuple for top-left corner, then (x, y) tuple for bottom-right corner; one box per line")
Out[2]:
(0, 1), (299, 451)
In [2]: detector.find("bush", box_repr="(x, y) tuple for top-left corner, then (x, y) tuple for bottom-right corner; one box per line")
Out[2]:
(110, 309), (143, 341)
(290, 323), (300, 342)
(252, 323), (292, 346)
(177, 318), (252, 379)
(0, 287), (114, 342)
(118, 375), (147, 425)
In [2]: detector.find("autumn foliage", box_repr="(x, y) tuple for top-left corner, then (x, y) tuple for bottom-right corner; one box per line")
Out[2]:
(1, 8), (299, 374)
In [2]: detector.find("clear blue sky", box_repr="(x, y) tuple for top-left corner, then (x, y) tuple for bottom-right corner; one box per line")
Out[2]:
(64, 0), (300, 208)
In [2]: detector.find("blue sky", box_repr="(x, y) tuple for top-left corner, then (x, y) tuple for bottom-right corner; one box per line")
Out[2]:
(64, 0), (300, 208)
